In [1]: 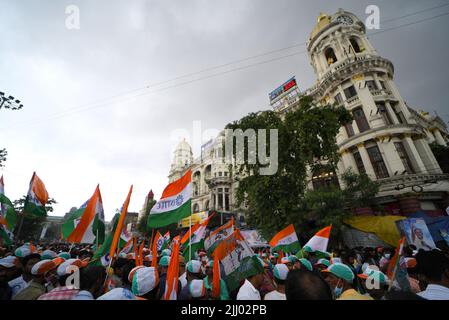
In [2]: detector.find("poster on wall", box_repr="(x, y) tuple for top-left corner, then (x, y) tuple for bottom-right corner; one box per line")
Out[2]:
(399, 218), (436, 251)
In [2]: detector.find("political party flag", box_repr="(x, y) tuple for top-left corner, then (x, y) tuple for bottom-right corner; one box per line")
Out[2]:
(109, 185), (133, 260)
(62, 200), (88, 240)
(182, 213), (215, 261)
(24, 172), (49, 217)
(161, 231), (171, 250)
(302, 225), (332, 253)
(0, 225), (13, 247)
(387, 237), (411, 292)
(163, 236), (181, 300)
(212, 257), (221, 299)
(148, 170), (192, 228)
(151, 231), (162, 268)
(67, 185), (105, 244)
(214, 229), (263, 292)
(119, 238), (133, 255)
(269, 224), (301, 254)
(204, 217), (234, 255)
(0, 176), (17, 232)
(90, 213), (131, 266)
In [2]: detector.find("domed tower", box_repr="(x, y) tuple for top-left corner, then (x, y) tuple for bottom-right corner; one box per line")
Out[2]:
(306, 9), (446, 215)
(168, 139), (193, 182)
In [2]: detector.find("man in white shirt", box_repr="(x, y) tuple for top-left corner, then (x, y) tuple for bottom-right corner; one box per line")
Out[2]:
(416, 250), (449, 300)
(264, 264), (288, 300)
(237, 258), (265, 300)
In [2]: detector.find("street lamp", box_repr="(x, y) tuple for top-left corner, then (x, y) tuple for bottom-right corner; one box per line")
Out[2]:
(0, 91), (23, 110)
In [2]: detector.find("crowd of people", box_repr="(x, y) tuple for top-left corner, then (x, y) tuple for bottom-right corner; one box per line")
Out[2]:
(1, 240), (449, 300)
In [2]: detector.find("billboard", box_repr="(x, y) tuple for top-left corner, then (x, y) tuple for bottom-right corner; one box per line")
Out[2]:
(178, 211), (209, 228)
(269, 77), (298, 102)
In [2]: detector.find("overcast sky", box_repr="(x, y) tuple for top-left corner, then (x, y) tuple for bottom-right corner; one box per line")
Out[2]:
(1, 0), (448, 221)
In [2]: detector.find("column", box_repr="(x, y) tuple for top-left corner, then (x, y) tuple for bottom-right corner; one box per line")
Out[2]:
(433, 129), (447, 146)
(385, 101), (399, 125)
(377, 138), (404, 176)
(403, 136), (427, 174)
(222, 187), (226, 212)
(357, 143), (377, 179)
(336, 158), (347, 188)
(413, 138), (442, 174)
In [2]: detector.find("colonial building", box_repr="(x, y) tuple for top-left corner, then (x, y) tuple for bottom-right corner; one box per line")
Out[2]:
(167, 9), (449, 225)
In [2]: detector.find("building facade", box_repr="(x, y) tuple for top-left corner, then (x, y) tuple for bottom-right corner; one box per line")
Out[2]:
(168, 9), (449, 224)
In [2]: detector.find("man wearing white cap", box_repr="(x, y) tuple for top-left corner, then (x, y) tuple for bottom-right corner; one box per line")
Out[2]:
(179, 260), (203, 300)
(0, 256), (16, 300)
(131, 267), (160, 300)
(9, 253), (41, 299)
(237, 257), (265, 300)
(264, 264), (288, 300)
(38, 259), (82, 300)
(13, 259), (58, 300)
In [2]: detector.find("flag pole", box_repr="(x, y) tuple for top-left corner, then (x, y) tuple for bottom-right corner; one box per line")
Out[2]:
(189, 213), (192, 262)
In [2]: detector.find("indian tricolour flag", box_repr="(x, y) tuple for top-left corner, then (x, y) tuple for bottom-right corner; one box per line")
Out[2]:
(24, 172), (49, 217)
(303, 225), (332, 253)
(204, 217), (234, 255)
(67, 185), (105, 244)
(0, 176), (17, 245)
(148, 170), (192, 228)
(269, 224), (301, 254)
(0, 176), (17, 234)
(181, 213), (215, 261)
(214, 229), (264, 292)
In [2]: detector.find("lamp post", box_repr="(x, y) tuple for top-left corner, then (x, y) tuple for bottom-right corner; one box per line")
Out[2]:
(0, 92), (23, 110)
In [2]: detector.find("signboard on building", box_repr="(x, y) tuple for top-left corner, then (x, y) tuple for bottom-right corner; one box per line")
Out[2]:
(178, 211), (209, 228)
(269, 77), (298, 103)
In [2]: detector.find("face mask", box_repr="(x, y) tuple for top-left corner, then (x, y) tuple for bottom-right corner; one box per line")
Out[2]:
(334, 279), (343, 299)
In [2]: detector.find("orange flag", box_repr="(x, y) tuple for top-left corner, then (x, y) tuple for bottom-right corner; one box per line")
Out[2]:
(109, 185), (133, 261)
(163, 236), (180, 300)
(133, 237), (139, 265)
(387, 236), (406, 279)
(151, 231), (161, 268)
(138, 241), (145, 266)
(212, 257), (221, 299)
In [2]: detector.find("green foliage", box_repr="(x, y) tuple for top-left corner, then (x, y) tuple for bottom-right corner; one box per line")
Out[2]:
(0, 148), (6, 168)
(13, 196), (57, 241)
(13, 195), (57, 213)
(303, 170), (380, 240)
(225, 96), (380, 242)
(430, 142), (449, 173)
(137, 199), (156, 236)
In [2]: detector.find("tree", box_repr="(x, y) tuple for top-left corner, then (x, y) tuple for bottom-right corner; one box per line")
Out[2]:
(430, 142), (449, 173)
(303, 170), (380, 242)
(137, 199), (156, 236)
(1, 95), (23, 168)
(12, 196), (57, 241)
(225, 96), (355, 241)
(0, 148), (6, 168)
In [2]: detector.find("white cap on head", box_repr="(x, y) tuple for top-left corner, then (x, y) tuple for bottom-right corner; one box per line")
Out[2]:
(97, 288), (136, 300)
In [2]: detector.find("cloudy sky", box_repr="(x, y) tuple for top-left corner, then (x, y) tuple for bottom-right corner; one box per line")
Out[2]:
(1, 0), (448, 220)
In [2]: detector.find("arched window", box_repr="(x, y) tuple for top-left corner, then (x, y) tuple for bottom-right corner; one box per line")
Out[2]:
(349, 37), (362, 53)
(193, 203), (200, 213)
(325, 47), (338, 65)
